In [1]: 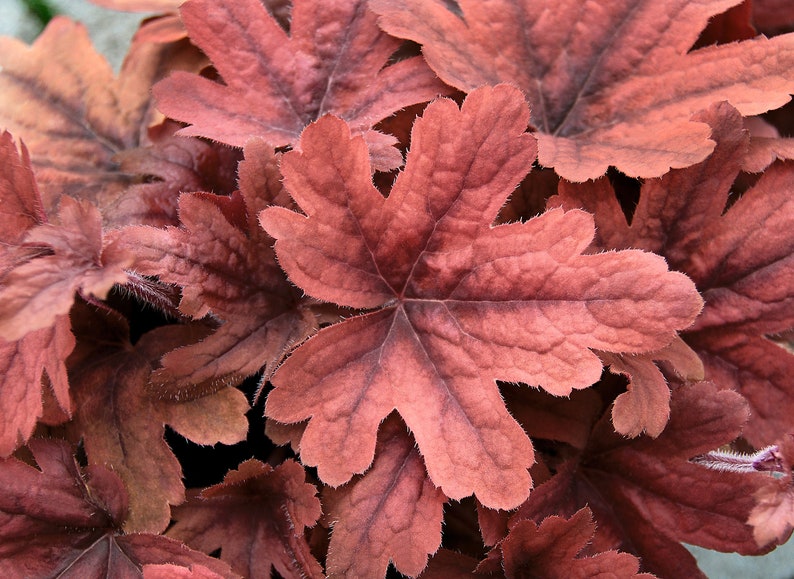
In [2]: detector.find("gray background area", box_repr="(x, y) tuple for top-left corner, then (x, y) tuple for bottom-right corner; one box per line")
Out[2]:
(1, 0), (794, 577)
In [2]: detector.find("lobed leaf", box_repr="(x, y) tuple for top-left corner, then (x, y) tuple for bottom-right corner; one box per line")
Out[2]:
(371, 0), (794, 180)
(553, 101), (794, 445)
(480, 508), (652, 579)
(261, 85), (703, 509)
(0, 196), (132, 342)
(116, 141), (317, 400)
(600, 337), (704, 438)
(65, 303), (248, 533)
(169, 459), (323, 579)
(0, 17), (214, 227)
(0, 132), (74, 456)
(0, 439), (236, 578)
(323, 415), (445, 578)
(153, 0), (448, 171)
(514, 381), (769, 577)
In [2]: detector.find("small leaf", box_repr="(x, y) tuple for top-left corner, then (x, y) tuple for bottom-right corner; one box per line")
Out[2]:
(66, 303), (248, 533)
(491, 508), (651, 579)
(324, 415), (445, 578)
(0, 196), (132, 342)
(169, 459), (323, 579)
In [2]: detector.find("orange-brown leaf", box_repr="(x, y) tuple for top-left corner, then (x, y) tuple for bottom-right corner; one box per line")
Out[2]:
(0, 18), (211, 227)
(153, 0), (448, 171)
(66, 304), (248, 533)
(261, 85), (703, 509)
(0, 132), (74, 456)
(115, 141), (316, 400)
(484, 508), (651, 579)
(169, 459), (323, 579)
(323, 415), (445, 578)
(371, 0), (794, 180)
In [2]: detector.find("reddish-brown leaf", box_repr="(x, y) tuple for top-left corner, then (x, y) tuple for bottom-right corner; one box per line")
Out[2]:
(260, 85), (702, 509)
(513, 381), (770, 577)
(0, 319), (74, 457)
(115, 140), (316, 400)
(748, 436), (794, 546)
(0, 132), (45, 247)
(323, 415), (445, 578)
(153, 0), (448, 171)
(168, 459), (323, 579)
(0, 17), (213, 227)
(480, 508), (651, 579)
(65, 303), (248, 533)
(0, 439), (236, 579)
(109, 121), (242, 228)
(371, 0), (794, 181)
(0, 132), (73, 456)
(599, 337), (704, 438)
(753, 0), (794, 35)
(0, 196), (132, 341)
(552, 102), (794, 446)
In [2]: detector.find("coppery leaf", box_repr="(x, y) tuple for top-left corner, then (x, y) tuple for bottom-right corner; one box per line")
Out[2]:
(261, 85), (702, 509)
(371, 0), (794, 180)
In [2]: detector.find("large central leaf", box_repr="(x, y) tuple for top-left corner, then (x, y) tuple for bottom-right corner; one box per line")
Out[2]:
(260, 85), (703, 509)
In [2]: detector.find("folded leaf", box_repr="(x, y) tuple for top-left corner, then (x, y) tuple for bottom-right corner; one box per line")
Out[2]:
(0, 196), (131, 341)
(261, 85), (703, 509)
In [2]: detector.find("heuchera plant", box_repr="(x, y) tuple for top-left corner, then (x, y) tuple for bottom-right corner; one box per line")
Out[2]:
(2, 0), (794, 577)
